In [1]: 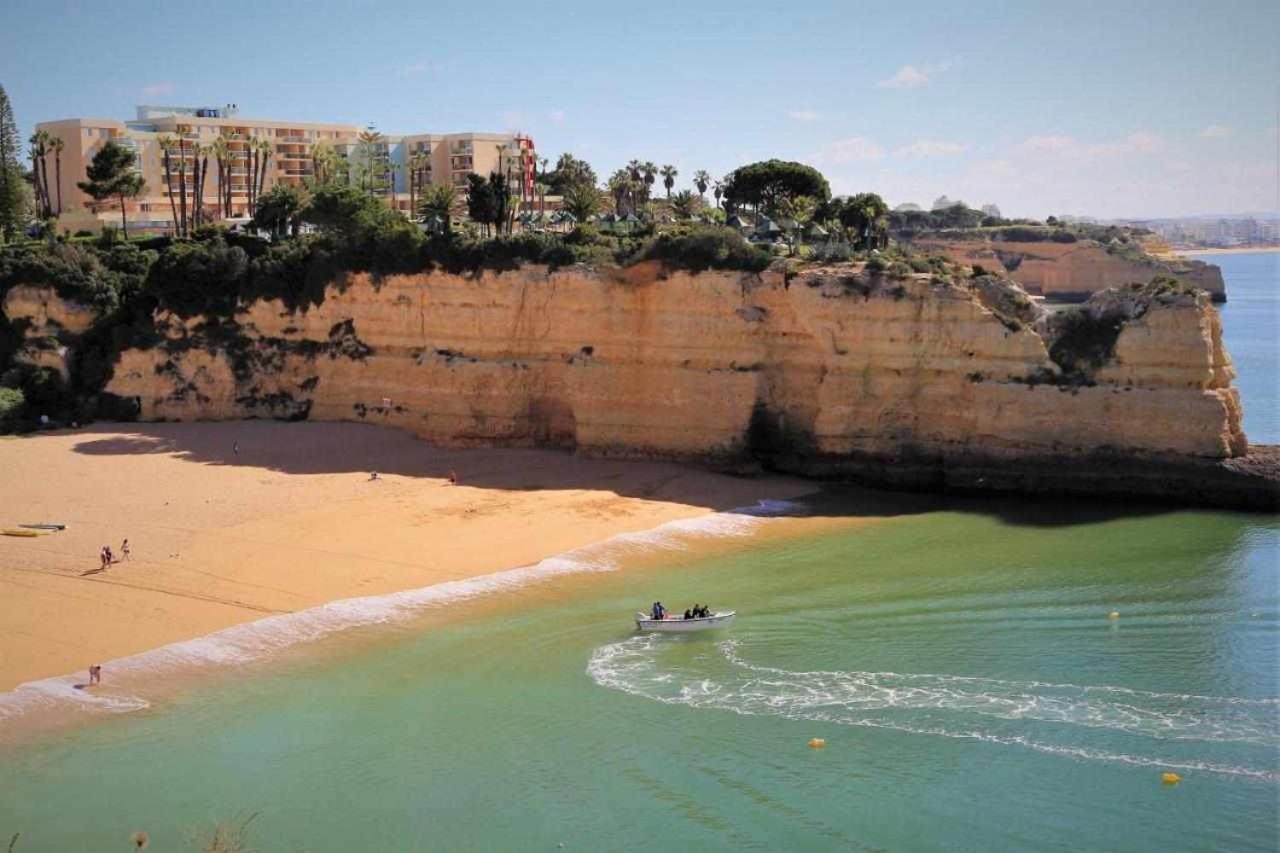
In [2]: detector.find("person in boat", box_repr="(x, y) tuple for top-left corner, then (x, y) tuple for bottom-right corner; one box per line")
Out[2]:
(683, 608), (693, 620)
(651, 602), (665, 620)
(690, 604), (701, 619)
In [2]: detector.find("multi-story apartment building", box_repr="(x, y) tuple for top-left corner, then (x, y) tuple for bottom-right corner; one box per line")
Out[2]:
(36, 104), (536, 232)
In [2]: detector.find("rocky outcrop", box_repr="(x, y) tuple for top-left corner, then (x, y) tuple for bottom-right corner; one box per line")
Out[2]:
(911, 238), (1226, 302)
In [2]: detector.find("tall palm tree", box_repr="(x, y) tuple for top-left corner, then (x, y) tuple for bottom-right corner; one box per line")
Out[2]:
(310, 139), (335, 186)
(693, 170), (710, 199)
(355, 129), (386, 197)
(176, 135), (189, 236)
(194, 143), (210, 226)
(209, 138), (229, 219)
(640, 161), (657, 203)
(607, 169), (629, 214)
(28, 140), (46, 219)
(713, 180), (724, 209)
(29, 131), (52, 218)
(659, 165), (678, 200)
(156, 135), (180, 234)
(49, 136), (64, 215)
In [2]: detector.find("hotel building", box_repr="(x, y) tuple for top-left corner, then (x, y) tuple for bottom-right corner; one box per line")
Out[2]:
(35, 104), (536, 232)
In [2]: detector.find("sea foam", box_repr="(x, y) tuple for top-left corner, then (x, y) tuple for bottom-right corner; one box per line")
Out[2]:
(586, 636), (1280, 782)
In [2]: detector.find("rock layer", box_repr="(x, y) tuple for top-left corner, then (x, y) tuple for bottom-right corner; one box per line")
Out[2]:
(7, 263), (1270, 508)
(911, 238), (1226, 302)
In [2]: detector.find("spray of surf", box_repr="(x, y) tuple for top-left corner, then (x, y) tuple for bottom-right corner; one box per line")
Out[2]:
(587, 636), (1280, 782)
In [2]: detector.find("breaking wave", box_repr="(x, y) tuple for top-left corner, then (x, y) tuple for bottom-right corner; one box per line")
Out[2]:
(587, 636), (1280, 782)
(0, 498), (805, 727)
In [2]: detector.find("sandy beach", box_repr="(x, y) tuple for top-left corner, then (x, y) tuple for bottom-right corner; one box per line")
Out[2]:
(0, 421), (817, 692)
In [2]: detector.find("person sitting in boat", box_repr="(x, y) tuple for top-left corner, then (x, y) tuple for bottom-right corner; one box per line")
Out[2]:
(690, 604), (701, 619)
(696, 605), (710, 618)
(651, 602), (666, 620)
(683, 608), (693, 620)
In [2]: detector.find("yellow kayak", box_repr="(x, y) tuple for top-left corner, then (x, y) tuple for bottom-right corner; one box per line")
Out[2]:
(2, 529), (43, 537)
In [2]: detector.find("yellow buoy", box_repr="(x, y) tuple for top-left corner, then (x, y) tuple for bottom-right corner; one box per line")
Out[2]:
(808, 737), (826, 749)
(1109, 611), (1121, 620)
(1161, 772), (1181, 785)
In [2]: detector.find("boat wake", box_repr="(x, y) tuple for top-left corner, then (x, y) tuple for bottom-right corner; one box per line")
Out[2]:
(587, 636), (1280, 782)
(0, 498), (805, 728)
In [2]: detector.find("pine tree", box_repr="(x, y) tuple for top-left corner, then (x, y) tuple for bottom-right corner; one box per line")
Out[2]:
(78, 140), (145, 236)
(0, 83), (26, 239)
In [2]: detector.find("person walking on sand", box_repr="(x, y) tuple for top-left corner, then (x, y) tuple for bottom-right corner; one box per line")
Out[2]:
(448, 471), (458, 485)
(88, 665), (101, 686)
(99, 546), (109, 570)
(121, 539), (131, 561)
(233, 440), (239, 455)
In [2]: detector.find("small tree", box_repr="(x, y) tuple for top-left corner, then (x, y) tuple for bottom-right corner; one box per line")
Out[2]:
(692, 170), (710, 198)
(252, 183), (308, 237)
(77, 140), (145, 236)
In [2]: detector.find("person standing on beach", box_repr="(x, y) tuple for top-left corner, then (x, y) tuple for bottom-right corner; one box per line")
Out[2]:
(233, 441), (239, 455)
(99, 547), (109, 570)
(121, 539), (131, 561)
(88, 665), (101, 685)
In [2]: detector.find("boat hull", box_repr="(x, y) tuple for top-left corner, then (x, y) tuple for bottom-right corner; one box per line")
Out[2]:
(635, 612), (736, 632)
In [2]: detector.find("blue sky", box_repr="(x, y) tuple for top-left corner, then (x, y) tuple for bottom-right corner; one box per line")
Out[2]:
(2, 0), (1276, 218)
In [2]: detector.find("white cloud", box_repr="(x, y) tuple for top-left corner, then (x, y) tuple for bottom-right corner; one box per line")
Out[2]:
(1014, 132), (1161, 158)
(894, 139), (968, 158)
(816, 136), (885, 164)
(139, 82), (175, 99)
(788, 109), (821, 122)
(1200, 124), (1234, 138)
(877, 64), (946, 89)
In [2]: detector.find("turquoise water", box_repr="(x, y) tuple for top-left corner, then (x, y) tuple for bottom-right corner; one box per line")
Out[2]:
(1, 253), (1276, 851)
(1195, 251), (1278, 444)
(1, 498), (1276, 851)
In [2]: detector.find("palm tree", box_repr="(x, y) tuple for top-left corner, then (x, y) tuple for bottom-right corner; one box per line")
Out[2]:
(712, 180), (724, 209)
(670, 190), (698, 220)
(29, 131), (52, 219)
(310, 139), (335, 186)
(49, 136), (64, 215)
(562, 182), (600, 223)
(418, 183), (457, 224)
(209, 138), (229, 219)
(194, 143), (210, 227)
(176, 135), (189, 236)
(156, 135), (180, 234)
(533, 182), (548, 215)
(693, 170), (710, 199)
(248, 138), (272, 209)
(640, 161), (657, 202)
(660, 165), (678, 200)
(607, 169), (630, 214)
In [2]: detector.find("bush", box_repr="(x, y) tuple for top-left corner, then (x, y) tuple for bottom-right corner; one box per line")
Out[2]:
(0, 386), (24, 431)
(629, 226), (771, 274)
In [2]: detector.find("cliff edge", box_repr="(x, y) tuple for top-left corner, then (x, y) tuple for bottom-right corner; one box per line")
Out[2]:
(12, 260), (1250, 510)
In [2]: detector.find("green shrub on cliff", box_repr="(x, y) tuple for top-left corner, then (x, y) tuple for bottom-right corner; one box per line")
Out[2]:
(0, 386), (23, 430)
(630, 225), (771, 274)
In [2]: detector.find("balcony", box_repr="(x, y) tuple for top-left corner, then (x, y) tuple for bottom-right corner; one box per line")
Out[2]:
(275, 134), (310, 142)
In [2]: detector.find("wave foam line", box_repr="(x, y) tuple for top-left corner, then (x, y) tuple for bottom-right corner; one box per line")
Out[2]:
(586, 636), (1280, 782)
(0, 498), (804, 726)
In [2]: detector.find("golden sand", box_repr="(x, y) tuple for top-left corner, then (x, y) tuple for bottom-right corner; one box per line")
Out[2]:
(0, 421), (817, 692)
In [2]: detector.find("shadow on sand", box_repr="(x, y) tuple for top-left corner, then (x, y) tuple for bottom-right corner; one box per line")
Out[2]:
(62, 420), (1184, 529)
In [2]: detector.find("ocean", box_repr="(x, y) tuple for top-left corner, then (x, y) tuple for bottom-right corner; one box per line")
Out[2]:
(0, 254), (1275, 852)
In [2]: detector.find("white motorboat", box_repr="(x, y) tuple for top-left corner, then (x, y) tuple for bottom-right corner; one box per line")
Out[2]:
(635, 611), (736, 633)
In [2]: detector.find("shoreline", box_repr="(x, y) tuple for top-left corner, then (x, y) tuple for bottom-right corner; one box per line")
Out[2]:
(0, 421), (821, 695)
(1169, 246), (1279, 257)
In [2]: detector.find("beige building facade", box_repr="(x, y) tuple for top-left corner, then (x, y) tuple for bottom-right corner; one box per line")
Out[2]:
(36, 105), (536, 232)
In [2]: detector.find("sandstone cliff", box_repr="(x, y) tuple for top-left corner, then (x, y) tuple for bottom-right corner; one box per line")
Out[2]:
(911, 238), (1226, 302)
(6, 262), (1269, 507)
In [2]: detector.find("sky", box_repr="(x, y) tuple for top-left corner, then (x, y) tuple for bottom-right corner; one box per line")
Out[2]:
(2, 0), (1276, 219)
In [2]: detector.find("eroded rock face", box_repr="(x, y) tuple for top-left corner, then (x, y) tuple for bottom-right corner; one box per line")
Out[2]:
(912, 239), (1226, 302)
(101, 263), (1246, 465)
(2, 284), (99, 382)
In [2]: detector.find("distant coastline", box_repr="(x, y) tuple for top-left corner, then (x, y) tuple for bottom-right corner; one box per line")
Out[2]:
(1171, 246), (1280, 257)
